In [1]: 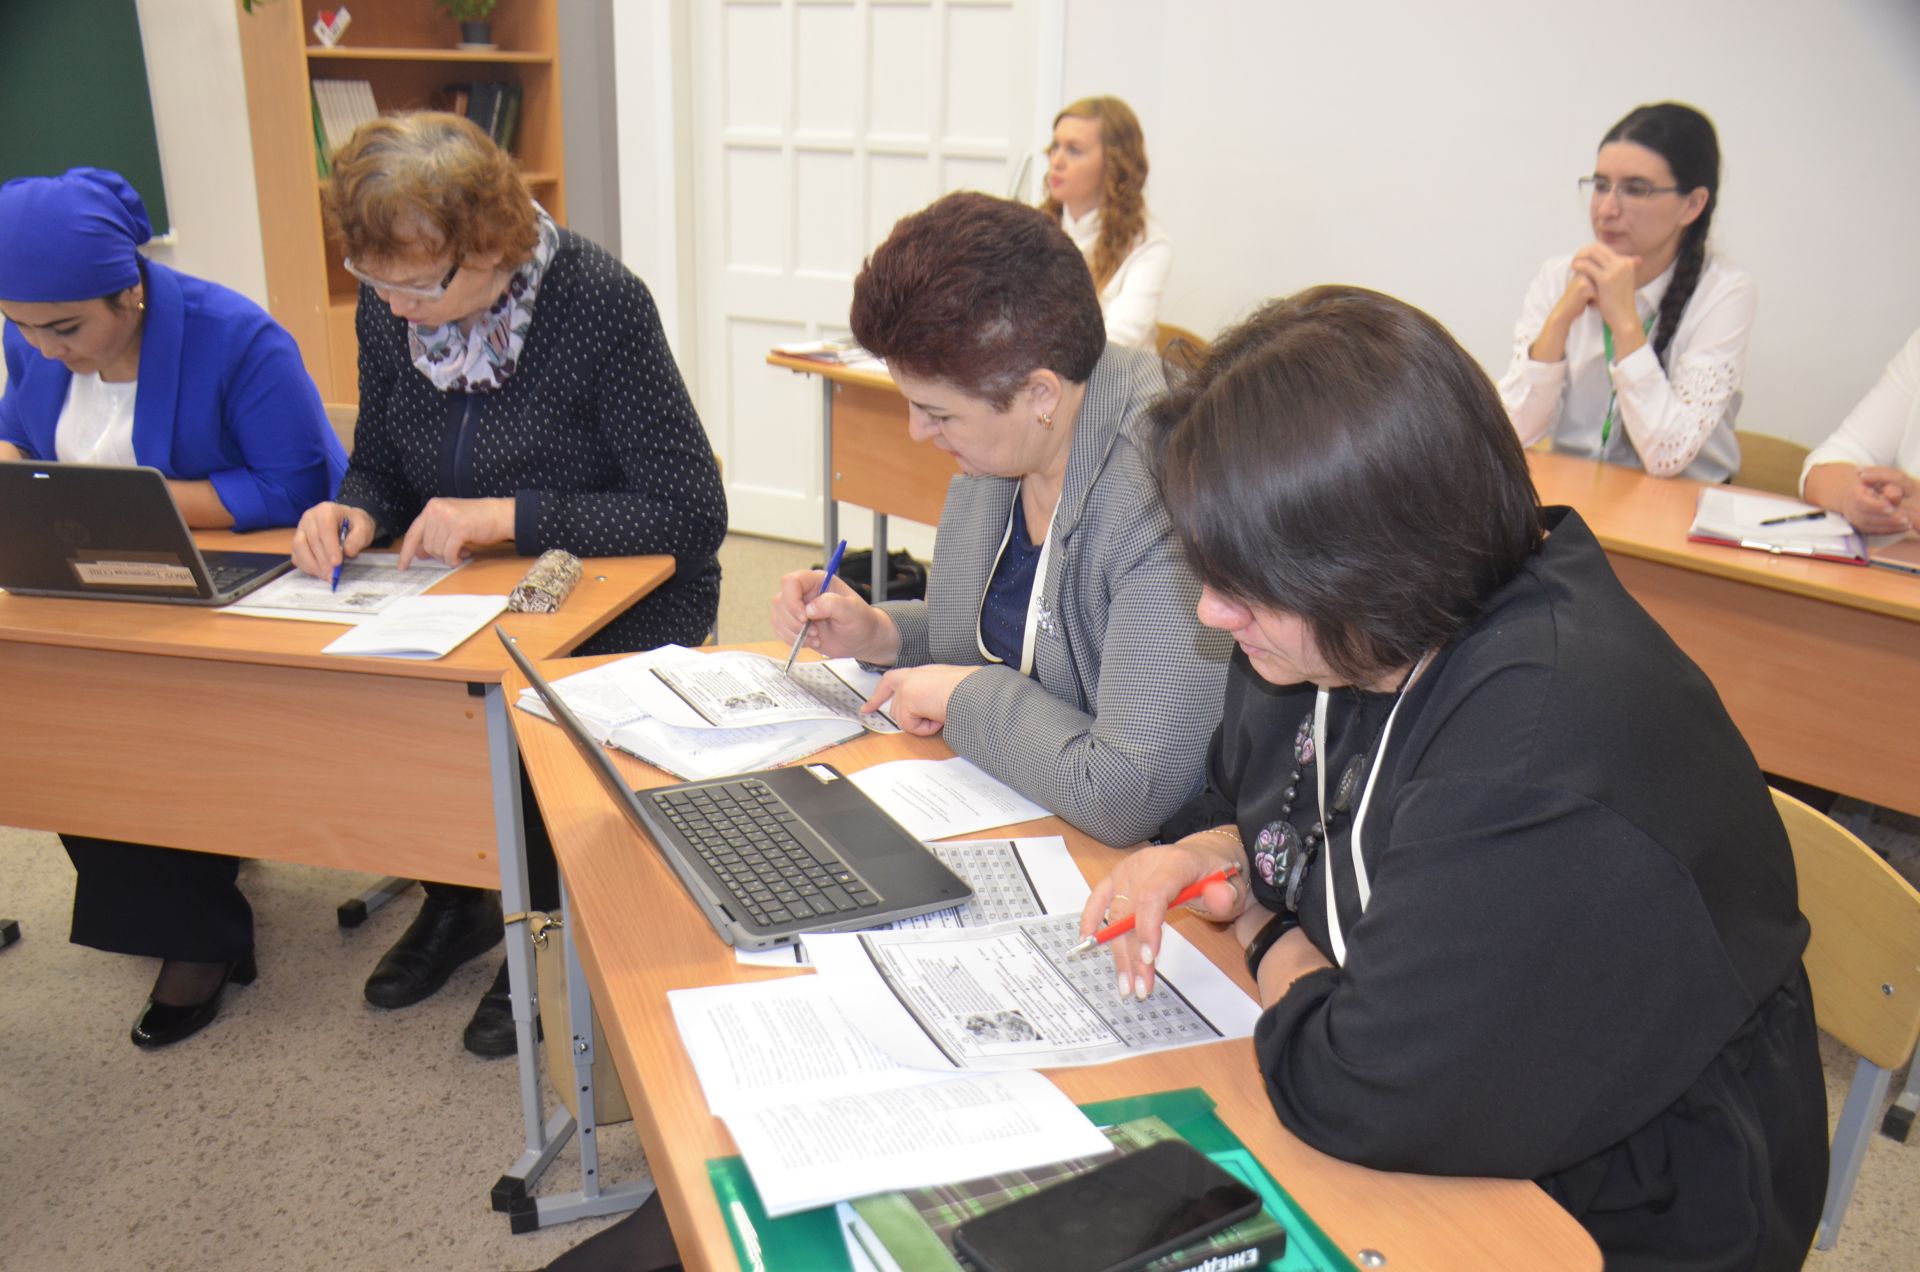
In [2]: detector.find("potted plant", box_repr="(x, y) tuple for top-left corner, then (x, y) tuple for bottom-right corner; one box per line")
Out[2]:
(437, 0), (499, 50)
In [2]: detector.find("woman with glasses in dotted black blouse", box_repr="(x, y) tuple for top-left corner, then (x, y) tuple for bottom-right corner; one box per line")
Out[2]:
(288, 112), (726, 1058)
(1497, 102), (1755, 483)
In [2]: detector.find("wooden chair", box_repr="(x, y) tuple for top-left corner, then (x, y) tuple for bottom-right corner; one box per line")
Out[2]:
(1770, 788), (1920, 1248)
(1154, 322), (1208, 375)
(1734, 430), (1811, 497)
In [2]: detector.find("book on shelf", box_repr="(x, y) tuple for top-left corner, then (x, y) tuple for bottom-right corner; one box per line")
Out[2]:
(312, 78), (379, 157)
(495, 82), (523, 154)
(449, 81), (523, 155)
(309, 84), (331, 178)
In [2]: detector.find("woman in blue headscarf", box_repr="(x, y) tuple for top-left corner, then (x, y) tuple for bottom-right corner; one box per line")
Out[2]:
(0, 169), (345, 1048)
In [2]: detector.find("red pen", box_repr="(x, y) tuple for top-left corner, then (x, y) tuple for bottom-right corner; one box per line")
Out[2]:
(1069, 864), (1242, 955)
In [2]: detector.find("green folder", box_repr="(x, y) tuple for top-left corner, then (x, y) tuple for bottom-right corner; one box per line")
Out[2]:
(707, 1087), (1356, 1271)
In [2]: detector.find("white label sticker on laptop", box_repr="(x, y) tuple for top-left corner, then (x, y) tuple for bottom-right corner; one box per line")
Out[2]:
(804, 765), (840, 783)
(71, 559), (195, 587)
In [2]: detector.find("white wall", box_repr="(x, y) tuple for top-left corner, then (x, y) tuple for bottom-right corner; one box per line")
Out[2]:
(134, 0), (268, 305)
(1061, 0), (1920, 447)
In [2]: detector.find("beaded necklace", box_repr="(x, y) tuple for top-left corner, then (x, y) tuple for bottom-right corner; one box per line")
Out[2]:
(1249, 655), (1422, 913)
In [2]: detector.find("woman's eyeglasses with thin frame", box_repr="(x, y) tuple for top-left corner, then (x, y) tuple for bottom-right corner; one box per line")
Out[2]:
(343, 258), (460, 301)
(1579, 176), (1683, 205)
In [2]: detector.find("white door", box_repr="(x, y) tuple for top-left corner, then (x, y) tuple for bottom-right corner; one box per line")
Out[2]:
(690, 0), (1060, 544)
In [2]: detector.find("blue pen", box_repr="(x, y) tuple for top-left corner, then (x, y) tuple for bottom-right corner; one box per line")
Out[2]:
(330, 518), (351, 592)
(785, 538), (848, 674)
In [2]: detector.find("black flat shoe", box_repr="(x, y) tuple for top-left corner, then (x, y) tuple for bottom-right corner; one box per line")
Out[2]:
(131, 954), (257, 1049)
(364, 889), (504, 1009)
(462, 958), (536, 1058)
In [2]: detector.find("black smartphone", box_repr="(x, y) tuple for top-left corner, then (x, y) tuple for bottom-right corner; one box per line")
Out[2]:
(951, 1139), (1263, 1272)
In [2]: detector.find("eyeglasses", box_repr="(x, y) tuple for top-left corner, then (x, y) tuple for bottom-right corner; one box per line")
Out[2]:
(342, 257), (460, 301)
(1579, 176), (1683, 204)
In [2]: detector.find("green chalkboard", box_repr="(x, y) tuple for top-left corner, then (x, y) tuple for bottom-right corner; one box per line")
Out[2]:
(0, 0), (170, 235)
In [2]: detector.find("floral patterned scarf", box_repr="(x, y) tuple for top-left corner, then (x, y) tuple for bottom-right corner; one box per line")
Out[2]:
(407, 205), (559, 393)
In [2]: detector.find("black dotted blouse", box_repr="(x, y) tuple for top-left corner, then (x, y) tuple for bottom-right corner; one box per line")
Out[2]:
(338, 230), (726, 653)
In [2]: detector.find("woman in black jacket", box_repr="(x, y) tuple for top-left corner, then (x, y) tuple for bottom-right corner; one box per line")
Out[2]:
(1085, 287), (1827, 1270)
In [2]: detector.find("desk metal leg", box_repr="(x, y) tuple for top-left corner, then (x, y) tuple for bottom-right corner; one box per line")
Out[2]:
(484, 683), (651, 1232)
(872, 512), (889, 603)
(484, 684), (576, 1213)
(510, 874), (653, 1233)
(822, 378), (839, 571)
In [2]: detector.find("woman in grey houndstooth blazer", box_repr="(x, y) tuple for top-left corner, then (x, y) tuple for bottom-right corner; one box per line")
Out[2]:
(773, 192), (1230, 847)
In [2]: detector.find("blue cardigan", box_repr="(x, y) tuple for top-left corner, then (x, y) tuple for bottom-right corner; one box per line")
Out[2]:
(0, 259), (344, 530)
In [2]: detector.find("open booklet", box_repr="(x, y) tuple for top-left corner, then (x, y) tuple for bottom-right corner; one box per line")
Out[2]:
(647, 648), (900, 733)
(513, 645), (892, 782)
(1688, 488), (1868, 564)
(221, 552), (464, 623)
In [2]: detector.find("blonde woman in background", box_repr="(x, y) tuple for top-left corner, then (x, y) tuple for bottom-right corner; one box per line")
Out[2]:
(1040, 96), (1172, 351)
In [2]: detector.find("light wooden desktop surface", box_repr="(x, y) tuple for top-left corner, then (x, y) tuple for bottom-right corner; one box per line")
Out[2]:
(509, 645), (1603, 1272)
(762, 355), (1919, 817)
(0, 530), (673, 884)
(1528, 452), (1920, 816)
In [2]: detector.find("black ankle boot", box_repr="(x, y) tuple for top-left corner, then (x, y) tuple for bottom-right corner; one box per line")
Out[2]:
(364, 889), (503, 1009)
(463, 958), (536, 1058)
(131, 954), (257, 1049)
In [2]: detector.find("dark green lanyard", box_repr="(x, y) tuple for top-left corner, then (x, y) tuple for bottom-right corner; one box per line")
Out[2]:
(1599, 313), (1657, 447)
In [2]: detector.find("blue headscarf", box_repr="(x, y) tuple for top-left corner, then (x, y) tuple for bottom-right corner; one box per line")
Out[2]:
(0, 167), (153, 303)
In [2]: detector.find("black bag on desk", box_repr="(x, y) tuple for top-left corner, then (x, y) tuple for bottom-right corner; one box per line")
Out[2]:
(822, 549), (928, 603)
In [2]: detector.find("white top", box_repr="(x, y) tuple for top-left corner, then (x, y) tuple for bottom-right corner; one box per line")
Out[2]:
(1801, 327), (1920, 491)
(54, 372), (140, 466)
(1497, 253), (1757, 482)
(1061, 206), (1173, 352)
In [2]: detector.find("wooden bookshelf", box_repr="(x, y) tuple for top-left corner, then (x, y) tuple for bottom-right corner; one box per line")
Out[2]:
(236, 1), (568, 404)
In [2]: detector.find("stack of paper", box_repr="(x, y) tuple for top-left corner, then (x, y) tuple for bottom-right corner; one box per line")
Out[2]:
(668, 975), (1112, 1218)
(513, 646), (896, 782)
(1689, 488), (1867, 564)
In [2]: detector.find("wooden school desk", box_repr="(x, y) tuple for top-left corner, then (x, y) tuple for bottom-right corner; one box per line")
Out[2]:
(508, 644), (1604, 1271)
(766, 351), (954, 600)
(0, 529), (673, 1223)
(758, 354), (1920, 818)
(1529, 452), (1920, 818)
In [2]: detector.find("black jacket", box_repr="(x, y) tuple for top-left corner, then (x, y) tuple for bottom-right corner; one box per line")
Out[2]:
(1166, 509), (1826, 1270)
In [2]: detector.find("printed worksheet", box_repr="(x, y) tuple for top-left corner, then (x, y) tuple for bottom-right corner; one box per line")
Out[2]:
(222, 553), (461, 624)
(802, 913), (1260, 1070)
(847, 756), (1049, 840)
(651, 650), (898, 733)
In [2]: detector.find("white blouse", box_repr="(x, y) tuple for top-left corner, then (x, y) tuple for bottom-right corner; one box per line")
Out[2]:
(1801, 327), (1920, 492)
(54, 372), (140, 467)
(1497, 253), (1757, 482)
(1061, 205), (1173, 352)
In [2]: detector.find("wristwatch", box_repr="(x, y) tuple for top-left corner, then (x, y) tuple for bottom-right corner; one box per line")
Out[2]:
(1244, 910), (1300, 980)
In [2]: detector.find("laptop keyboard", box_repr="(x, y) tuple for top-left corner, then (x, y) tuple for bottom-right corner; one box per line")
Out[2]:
(205, 561), (266, 591)
(654, 778), (881, 928)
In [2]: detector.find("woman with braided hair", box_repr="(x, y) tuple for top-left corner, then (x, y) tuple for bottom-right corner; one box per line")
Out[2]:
(1040, 96), (1172, 351)
(1498, 102), (1754, 481)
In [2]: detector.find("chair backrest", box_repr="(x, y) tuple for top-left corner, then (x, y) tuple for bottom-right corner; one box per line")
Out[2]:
(1772, 788), (1920, 1069)
(1154, 322), (1208, 375)
(324, 402), (358, 457)
(1734, 430), (1811, 497)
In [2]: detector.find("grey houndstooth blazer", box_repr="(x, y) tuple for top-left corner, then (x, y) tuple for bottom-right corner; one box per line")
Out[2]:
(879, 344), (1232, 847)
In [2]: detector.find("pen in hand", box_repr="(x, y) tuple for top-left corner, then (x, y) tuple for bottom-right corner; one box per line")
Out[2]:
(1758, 509), (1829, 527)
(784, 538), (848, 675)
(330, 518), (351, 592)
(1070, 865), (1243, 956)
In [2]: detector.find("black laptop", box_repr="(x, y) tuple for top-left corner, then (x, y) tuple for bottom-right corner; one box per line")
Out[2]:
(0, 461), (293, 605)
(499, 627), (973, 950)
